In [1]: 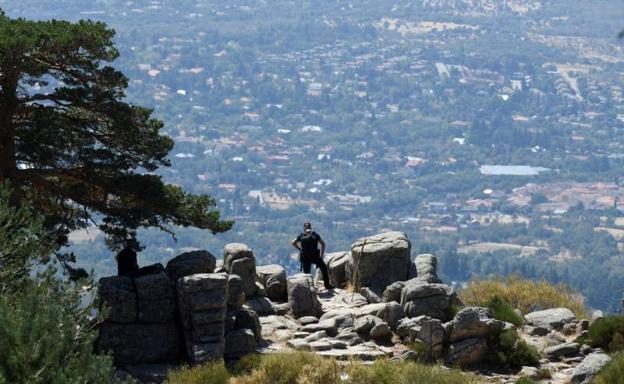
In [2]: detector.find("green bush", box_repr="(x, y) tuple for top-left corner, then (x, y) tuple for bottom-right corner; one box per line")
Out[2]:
(515, 378), (537, 384)
(586, 316), (624, 352)
(488, 330), (539, 369)
(0, 272), (123, 384)
(167, 361), (230, 384)
(406, 340), (430, 362)
(0, 184), (122, 384)
(486, 296), (524, 326)
(593, 352), (624, 384)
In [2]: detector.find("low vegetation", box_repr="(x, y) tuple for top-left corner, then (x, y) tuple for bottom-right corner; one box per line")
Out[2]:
(487, 330), (539, 369)
(167, 352), (484, 384)
(484, 296), (524, 326)
(583, 316), (624, 352)
(459, 276), (587, 318)
(593, 352), (624, 384)
(0, 185), (122, 383)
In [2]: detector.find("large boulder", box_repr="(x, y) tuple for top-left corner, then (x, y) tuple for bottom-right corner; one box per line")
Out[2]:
(449, 307), (505, 343)
(227, 274), (246, 307)
(350, 232), (412, 295)
(224, 243), (257, 298)
(231, 306), (262, 341)
(135, 272), (177, 323)
(382, 281), (405, 303)
(353, 315), (391, 339)
(99, 322), (181, 365)
(256, 264), (287, 302)
(414, 254), (442, 284)
(287, 273), (323, 318)
(98, 276), (137, 323)
(177, 273), (229, 363)
(400, 279), (457, 320)
(571, 353), (612, 384)
(446, 338), (488, 366)
(324, 251), (353, 288)
(224, 329), (257, 360)
(525, 308), (576, 331)
(543, 342), (580, 360)
(166, 250), (216, 282)
(402, 316), (445, 359)
(246, 297), (275, 316)
(375, 301), (406, 329)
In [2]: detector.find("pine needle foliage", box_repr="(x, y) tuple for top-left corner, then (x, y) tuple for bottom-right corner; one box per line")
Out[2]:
(0, 12), (232, 246)
(0, 184), (123, 384)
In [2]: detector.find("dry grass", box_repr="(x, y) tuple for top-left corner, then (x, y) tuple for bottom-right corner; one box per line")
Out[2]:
(459, 276), (588, 318)
(167, 352), (484, 384)
(345, 359), (482, 384)
(167, 362), (230, 384)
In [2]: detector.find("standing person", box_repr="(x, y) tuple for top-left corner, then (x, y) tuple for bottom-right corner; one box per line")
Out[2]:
(291, 222), (333, 290)
(116, 242), (139, 277)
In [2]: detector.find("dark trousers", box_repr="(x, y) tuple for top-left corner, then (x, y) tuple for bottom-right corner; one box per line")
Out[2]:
(302, 253), (331, 289)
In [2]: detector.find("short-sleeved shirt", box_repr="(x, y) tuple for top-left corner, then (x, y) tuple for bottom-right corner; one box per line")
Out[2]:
(297, 231), (322, 257)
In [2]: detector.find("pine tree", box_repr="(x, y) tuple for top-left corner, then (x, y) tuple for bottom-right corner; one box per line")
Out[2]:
(0, 184), (123, 383)
(0, 11), (232, 244)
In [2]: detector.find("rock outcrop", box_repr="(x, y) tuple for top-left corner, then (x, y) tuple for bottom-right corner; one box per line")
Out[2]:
(256, 264), (287, 301)
(445, 307), (508, 366)
(98, 272), (181, 364)
(99, 233), (607, 384)
(400, 280), (457, 320)
(165, 250), (216, 282)
(177, 273), (229, 363)
(288, 273), (323, 318)
(350, 231), (412, 295)
(323, 251), (353, 288)
(571, 352), (611, 384)
(524, 308), (577, 331)
(413, 254), (442, 284)
(224, 243), (257, 298)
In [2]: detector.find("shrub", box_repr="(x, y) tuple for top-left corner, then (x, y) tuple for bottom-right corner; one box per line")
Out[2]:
(593, 351), (624, 384)
(229, 370), (271, 384)
(345, 359), (483, 384)
(169, 352), (485, 384)
(406, 340), (430, 362)
(485, 296), (523, 326)
(296, 358), (340, 384)
(0, 184), (122, 384)
(515, 378), (538, 384)
(167, 361), (230, 384)
(537, 367), (551, 379)
(460, 276), (587, 318)
(585, 316), (624, 352)
(232, 353), (264, 375)
(0, 272), (123, 384)
(488, 330), (539, 369)
(252, 351), (327, 384)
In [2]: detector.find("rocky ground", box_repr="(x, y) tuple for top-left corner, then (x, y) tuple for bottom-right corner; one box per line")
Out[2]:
(102, 231), (612, 384)
(256, 282), (609, 384)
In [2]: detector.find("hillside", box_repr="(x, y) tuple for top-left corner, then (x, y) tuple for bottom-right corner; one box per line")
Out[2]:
(3, 0), (624, 311)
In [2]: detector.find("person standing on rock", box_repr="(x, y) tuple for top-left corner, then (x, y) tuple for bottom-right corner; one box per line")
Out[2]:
(291, 222), (333, 290)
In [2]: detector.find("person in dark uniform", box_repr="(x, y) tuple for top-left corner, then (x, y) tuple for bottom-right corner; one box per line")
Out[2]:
(116, 241), (140, 277)
(115, 238), (164, 277)
(291, 222), (333, 290)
